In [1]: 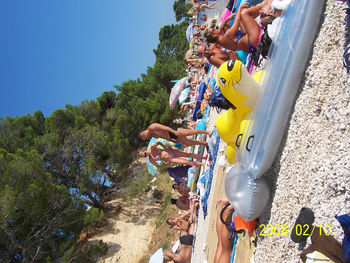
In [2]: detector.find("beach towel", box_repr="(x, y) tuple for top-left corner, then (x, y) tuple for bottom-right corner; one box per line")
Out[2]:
(178, 87), (190, 105)
(192, 82), (207, 121)
(199, 127), (220, 217)
(187, 167), (195, 189)
(149, 248), (163, 263)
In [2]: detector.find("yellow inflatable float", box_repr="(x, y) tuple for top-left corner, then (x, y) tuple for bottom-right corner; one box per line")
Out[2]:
(215, 59), (263, 164)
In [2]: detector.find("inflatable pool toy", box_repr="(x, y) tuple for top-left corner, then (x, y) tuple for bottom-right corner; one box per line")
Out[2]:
(218, 59), (259, 111)
(215, 108), (241, 143)
(225, 163), (270, 221)
(226, 143), (236, 164)
(223, 0), (326, 220)
(215, 65), (262, 163)
(235, 0), (326, 179)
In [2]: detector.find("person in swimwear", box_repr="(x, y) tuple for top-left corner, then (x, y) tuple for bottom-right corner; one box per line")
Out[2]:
(172, 182), (191, 197)
(139, 141), (207, 167)
(139, 123), (211, 147)
(214, 198), (235, 263)
(189, 2), (216, 16)
(196, 43), (240, 67)
(165, 229), (194, 263)
(167, 198), (199, 225)
(204, 3), (264, 54)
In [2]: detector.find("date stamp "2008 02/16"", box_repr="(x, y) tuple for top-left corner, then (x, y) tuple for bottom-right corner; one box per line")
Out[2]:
(259, 224), (331, 237)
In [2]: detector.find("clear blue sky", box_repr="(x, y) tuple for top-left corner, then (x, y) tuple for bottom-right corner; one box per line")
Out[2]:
(0, 0), (177, 118)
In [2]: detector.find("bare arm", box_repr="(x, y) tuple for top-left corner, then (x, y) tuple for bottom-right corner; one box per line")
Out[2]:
(219, 12), (236, 32)
(149, 155), (168, 168)
(176, 210), (191, 221)
(208, 55), (226, 68)
(155, 141), (166, 148)
(224, 11), (241, 41)
(166, 252), (185, 263)
(156, 124), (176, 135)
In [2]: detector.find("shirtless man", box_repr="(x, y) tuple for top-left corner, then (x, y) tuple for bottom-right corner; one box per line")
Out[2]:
(166, 221), (195, 263)
(166, 234), (193, 263)
(197, 43), (239, 68)
(139, 123), (210, 147)
(170, 197), (190, 211)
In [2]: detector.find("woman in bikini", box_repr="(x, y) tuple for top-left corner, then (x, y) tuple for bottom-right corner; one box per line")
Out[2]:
(139, 141), (206, 168)
(204, 3), (265, 54)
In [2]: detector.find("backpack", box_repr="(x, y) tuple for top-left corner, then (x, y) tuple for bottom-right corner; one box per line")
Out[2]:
(209, 86), (235, 111)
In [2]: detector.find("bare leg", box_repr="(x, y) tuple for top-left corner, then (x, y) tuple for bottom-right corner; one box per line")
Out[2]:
(244, 3), (264, 18)
(171, 148), (206, 160)
(240, 4), (262, 48)
(214, 199), (226, 263)
(200, 3), (216, 10)
(170, 158), (204, 167)
(215, 198), (235, 263)
(178, 136), (208, 147)
(177, 128), (211, 136)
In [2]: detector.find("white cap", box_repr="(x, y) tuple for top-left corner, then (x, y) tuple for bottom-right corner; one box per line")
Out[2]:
(267, 17), (281, 41)
(271, 0), (292, 10)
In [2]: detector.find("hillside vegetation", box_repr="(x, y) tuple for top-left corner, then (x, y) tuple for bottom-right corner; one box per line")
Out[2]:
(0, 0), (192, 261)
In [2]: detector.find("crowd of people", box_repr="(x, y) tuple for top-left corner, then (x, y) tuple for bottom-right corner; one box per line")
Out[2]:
(142, 0), (291, 262)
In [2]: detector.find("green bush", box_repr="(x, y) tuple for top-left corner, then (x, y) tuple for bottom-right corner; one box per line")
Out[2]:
(84, 208), (104, 226)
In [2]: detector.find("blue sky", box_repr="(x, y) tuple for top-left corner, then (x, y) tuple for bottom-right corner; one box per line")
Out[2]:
(0, 0), (177, 118)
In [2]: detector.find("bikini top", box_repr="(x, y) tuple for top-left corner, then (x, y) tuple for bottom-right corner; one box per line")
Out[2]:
(222, 30), (243, 51)
(153, 147), (163, 161)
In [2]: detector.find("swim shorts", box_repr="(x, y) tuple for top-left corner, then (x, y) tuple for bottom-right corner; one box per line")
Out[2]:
(169, 131), (178, 140)
(180, 235), (194, 246)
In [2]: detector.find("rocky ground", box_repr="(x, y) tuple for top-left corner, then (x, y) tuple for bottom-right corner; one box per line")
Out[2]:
(254, 0), (350, 262)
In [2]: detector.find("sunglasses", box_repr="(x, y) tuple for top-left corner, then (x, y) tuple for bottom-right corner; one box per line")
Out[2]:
(261, 13), (275, 18)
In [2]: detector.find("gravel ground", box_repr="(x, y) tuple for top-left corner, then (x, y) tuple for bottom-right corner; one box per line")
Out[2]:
(254, 0), (350, 262)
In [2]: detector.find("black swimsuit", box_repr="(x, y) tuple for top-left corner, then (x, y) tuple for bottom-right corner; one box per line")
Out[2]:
(180, 235), (194, 245)
(169, 126), (179, 141)
(169, 131), (178, 140)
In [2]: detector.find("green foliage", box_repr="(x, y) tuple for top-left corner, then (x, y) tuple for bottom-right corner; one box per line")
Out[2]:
(122, 171), (153, 200)
(155, 193), (172, 228)
(63, 240), (108, 263)
(84, 208), (105, 226)
(152, 189), (163, 199)
(0, 149), (86, 262)
(0, 1), (189, 261)
(173, 0), (193, 22)
(161, 242), (169, 250)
